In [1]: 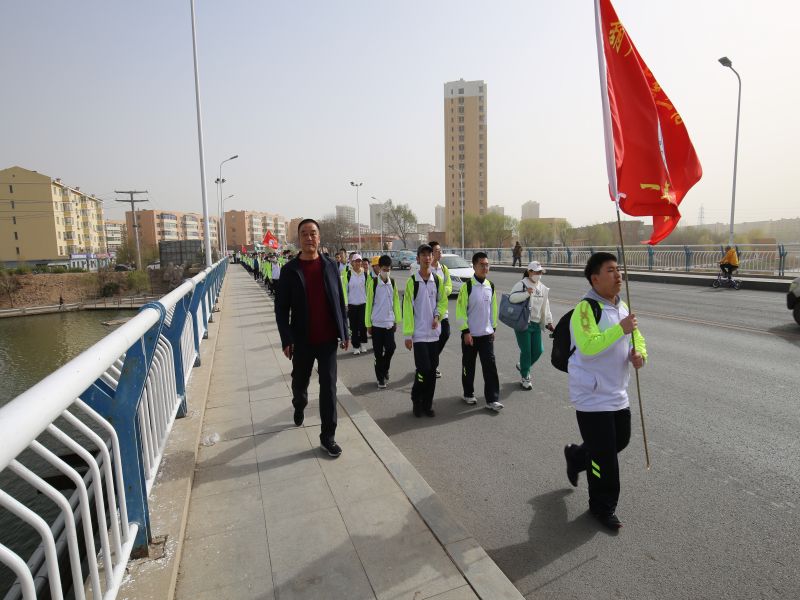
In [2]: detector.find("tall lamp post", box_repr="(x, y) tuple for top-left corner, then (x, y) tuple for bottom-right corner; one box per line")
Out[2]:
(371, 196), (390, 251)
(449, 165), (465, 257)
(222, 194), (234, 251)
(218, 154), (238, 254)
(350, 181), (363, 250)
(718, 56), (741, 248)
(214, 176), (225, 251)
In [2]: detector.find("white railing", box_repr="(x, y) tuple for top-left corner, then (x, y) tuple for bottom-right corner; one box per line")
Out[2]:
(0, 259), (227, 600)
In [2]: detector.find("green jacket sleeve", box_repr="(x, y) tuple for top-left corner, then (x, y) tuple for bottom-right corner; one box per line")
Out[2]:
(455, 282), (470, 332)
(492, 284), (498, 329)
(436, 273), (448, 320)
(393, 280), (402, 324)
(570, 299), (624, 356)
(402, 277), (415, 338)
(632, 328), (648, 361)
(340, 271), (348, 305)
(442, 265), (453, 297)
(365, 278), (374, 327)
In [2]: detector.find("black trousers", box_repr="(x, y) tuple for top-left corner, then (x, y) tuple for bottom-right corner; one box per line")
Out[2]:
(290, 340), (339, 443)
(411, 341), (439, 410)
(512, 256), (522, 267)
(461, 333), (499, 403)
(371, 326), (396, 383)
(348, 304), (368, 348)
(437, 318), (450, 356)
(720, 263), (736, 278)
(566, 408), (631, 516)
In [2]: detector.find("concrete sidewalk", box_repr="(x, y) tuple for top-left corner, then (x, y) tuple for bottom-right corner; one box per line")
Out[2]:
(174, 267), (522, 600)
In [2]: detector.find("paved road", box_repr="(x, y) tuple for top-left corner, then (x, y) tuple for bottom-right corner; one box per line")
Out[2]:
(334, 270), (799, 600)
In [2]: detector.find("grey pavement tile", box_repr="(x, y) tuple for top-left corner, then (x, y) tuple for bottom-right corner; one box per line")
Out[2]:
(246, 375), (292, 400)
(260, 472), (336, 524)
(424, 585), (479, 600)
(201, 415), (253, 442)
(339, 491), (428, 540)
(413, 494), (471, 547)
(444, 538), (524, 600)
(353, 529), (465, 600)
(192, 462), (261, 498)
(267, 506), (375, 600)
(196, 435), (257, 469)
(324, 456), (399, 505)
(203, 403), (253, 426)
(176, 522), (270, 597)
(177, 576), (274, 600)
(206, 387), (250, 408)
(185, 485), (264, 540)
(251, 398), (320, 436)
(254, 429), (322, 483)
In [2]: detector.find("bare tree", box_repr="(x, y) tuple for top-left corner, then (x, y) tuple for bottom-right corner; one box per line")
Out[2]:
(318, 215), (354, 251)
(0, 271), (21, 307)
(385, 201), (418, 249)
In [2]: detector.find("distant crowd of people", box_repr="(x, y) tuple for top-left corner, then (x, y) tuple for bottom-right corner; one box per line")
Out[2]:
(237, 220), (647, 530)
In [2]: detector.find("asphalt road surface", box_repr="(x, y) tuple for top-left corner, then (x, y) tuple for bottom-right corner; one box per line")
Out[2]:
(333, 270), (799, 600)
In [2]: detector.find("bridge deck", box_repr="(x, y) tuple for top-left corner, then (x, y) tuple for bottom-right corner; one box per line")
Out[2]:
(175, 267), (488, 600)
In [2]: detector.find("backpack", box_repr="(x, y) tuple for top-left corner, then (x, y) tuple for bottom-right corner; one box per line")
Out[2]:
(371, 275), (396, 293)
(551, 298), (602, 373)
(464, 278), (494, 297)
(412, 273), (440, 300)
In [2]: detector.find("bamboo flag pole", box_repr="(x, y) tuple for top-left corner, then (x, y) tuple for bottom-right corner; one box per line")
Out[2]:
(594, 0), (651, 469)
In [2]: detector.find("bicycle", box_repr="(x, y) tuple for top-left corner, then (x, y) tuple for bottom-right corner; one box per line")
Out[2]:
(712, 267), (741, 290)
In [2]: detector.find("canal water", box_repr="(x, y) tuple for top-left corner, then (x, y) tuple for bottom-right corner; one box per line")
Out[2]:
(0, 309), (134, 596)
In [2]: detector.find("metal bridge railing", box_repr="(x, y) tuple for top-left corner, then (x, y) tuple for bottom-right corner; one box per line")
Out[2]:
(0, 258), (228, 600)
(442, 244), (799, 277)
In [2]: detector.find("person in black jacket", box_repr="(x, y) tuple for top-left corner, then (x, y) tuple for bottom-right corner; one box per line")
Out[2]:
(275, 218), (350, 457)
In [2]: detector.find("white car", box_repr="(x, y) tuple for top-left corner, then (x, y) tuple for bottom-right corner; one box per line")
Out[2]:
(411, 253), (474, 296)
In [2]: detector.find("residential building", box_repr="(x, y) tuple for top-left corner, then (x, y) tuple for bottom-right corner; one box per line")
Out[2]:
(104, 219), (127, 253)
(225, 210), (288, 250)
(488, 205), (504, 216)
(336, 205), (355, 224)
(417, 223), (434, 236)
(434, 205), (446, 232)
(0, 166), (109, 269)
(521, 200), (540, 220)
(444, 78), (487, 244)
(369, 202), (390, 231)
(125, 209), (219, 258)
(288, 217), (304, 245)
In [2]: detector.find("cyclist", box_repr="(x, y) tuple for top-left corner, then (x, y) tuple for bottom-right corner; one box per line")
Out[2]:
(719, 246), (739, 279)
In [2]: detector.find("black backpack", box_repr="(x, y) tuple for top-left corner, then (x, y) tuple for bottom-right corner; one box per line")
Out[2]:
(464, 278), (495, 297)
(551, 298), (602, 373)
(412, 273), (440, 300)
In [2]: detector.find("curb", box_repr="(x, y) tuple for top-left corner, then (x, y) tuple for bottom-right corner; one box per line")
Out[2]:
(338, 391), (524, 600)
(117, 277), (229, 600)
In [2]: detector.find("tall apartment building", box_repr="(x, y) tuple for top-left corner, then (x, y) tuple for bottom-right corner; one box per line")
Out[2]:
(125, 210), (219, 258)
(104, 220), (127, 253)
(0, 166), (109, 268)
(444, 79), (487, 245)
(434, 205), (446, 232)
(336, 205), (356, 225)
(225, 210), (288, 250)
(488, 205), (504, 216)
(521, 200), (540, 220)
(369, 202), (390, 231)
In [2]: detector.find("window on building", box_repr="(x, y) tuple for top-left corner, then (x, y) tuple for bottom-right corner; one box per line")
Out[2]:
(458, 88), (464, 94)
(12, 217), (16, 225)
(459, 125), (464, 132)
(478, 85), (484, 92)
(458, 116), (464, 123)
(10, 201), (14, 209)
(479, 106), (484, 112)
(480, 124), (484, 130)
(8, 185), (13, 193)
(458, 154), (465, 160)
(458, 144), (464, 151)
(458, 97), (464, 105)
(458, 107), (464, 114)
(459, 163), (465, 170)
(14, 232), (18, 240)
(15, 247), (20, 255)
(459, 135), (464, 142)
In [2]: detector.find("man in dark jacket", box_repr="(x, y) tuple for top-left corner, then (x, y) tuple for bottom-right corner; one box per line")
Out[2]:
(275, 218), (350, 457)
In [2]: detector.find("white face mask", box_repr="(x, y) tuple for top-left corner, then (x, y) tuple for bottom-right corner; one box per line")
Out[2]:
(529, 273), (541, 283)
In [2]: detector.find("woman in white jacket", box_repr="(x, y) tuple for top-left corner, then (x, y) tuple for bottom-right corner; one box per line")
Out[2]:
(508, 261), (554, 389)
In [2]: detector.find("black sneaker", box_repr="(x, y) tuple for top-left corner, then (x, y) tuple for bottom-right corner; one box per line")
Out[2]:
(413, 405), (422, 418)
(321, 439), (342, 458)
(564, 445), (579, 487)
(424, 409), (435, 417)
(591, 511), (622, 530)
(293, 408), (304, 427)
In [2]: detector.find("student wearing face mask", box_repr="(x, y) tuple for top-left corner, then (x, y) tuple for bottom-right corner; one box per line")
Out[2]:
(365, 255), (402, 388)
(508, 261), (554, 390)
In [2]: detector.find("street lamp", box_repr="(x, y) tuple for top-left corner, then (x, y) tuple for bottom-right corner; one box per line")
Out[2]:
(449, 165), (465, 257)
(214, 177), (225, 251)
(218, 154), (238, 254)
(350, 181), (363, 250)
(222, 194), (234, 251)
(719, 56), (741, 248)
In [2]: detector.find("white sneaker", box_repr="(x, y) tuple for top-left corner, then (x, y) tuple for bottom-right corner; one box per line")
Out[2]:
(463, 395), (477, 405)
(435, 368), (442, 378)
(520, 377), (532, 390)
(377, 381), (387, 389)
(353, 348), (361, 355)
(486, 401), (505, 412)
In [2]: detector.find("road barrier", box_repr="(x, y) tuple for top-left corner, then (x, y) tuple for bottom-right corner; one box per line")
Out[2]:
(0, 259), (227, 600)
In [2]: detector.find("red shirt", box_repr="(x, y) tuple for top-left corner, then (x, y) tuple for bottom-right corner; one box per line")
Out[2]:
(299, 256), (339, 345)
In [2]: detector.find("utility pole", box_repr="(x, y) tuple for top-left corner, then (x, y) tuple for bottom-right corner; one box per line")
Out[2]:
(114, 190), (149, 269)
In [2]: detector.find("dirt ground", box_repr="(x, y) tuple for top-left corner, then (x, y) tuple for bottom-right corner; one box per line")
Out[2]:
(0, 272), (140, 309)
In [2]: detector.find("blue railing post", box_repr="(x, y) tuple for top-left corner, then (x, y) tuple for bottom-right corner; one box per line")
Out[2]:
(566, 247), (573, 266)
(546, 249), (551, 265)
(647, 246), (655, 271)
(684, 246), (693, 272)
(189, 276), (210, 364)
(81, 302), (166, 558)
(778, 244), (786, 277)
(159, 285), (193, 418)
(527, 249), (533, 262)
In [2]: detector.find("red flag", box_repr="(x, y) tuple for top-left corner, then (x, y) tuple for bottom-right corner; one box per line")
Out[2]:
(240, 245), (246, 253)
(262, 230), (279, 249)
(596, 0), (702, 244)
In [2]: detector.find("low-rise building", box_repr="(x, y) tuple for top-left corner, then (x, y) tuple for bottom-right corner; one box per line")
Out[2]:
(104, 219), (127, 254)
(125, 210), (219, 260)
(225, 210), (289, 250)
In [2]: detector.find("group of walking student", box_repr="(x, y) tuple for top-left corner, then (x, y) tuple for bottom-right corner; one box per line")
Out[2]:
(264, 219), (647, 529)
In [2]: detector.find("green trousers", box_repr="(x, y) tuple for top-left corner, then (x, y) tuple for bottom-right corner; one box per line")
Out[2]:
(515, 322), (544, 378)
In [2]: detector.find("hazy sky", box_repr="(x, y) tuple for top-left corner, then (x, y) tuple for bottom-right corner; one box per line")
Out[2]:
(2, 1), (798, 230)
